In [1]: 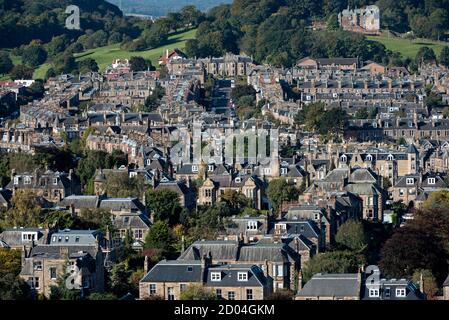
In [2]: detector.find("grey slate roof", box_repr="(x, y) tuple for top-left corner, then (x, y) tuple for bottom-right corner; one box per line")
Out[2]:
(140, 260), (202, 283)
(204, 265), (267, 287)
(297, 273), (361, 298)
(178, 241), (239, 261)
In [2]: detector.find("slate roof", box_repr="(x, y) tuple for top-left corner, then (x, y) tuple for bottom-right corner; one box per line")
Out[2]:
(297, 273), (361, 298)
(49, 230), (101, 246)
(99, 197), (146, 213)
(113, 213), (151, 229)
(140, 260), (202, 283)
(204, 265), (267, 287)
(58, 195), (99, 209)
(0, 228), (47, 247)
(178, 241), (239, 261)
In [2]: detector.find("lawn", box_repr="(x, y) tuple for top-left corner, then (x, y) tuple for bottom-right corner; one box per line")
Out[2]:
(74, 28), (197, 71)
(367, 35), (447, 59)
(1, 28), (196, 80)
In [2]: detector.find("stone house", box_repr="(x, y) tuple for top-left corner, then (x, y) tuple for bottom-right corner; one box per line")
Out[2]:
(139, 259), (271, 300)
(6, 169), (81, 203)
(20, 230), (105, 298)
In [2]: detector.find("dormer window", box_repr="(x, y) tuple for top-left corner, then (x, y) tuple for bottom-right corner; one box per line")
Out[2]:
(387, 154), (394, 161)
(208, 165), (214, 172)
(280, 168), (287, 175)
(396, 288), (406, 297)
(369, 289), (380, 297)
(24, 176), (31, 185)
(340, 155), (347, 162)
(237, 272), (248, 282)
(211, 272), (221, 282)
(264, 168), (271, 175)
(247, 221), (258, 231)
(235, 177), (241, 183)
(192, 165), (198, 172)
(406, 178), (414, 185)
(428, 178), (435, 185)
(53, 178), (58, 185)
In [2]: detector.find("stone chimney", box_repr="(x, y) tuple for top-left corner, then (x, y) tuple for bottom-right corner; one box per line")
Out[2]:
(144, 255), (150, 274)
(60, 247), (69, 260)
(388, 79), (392, 91)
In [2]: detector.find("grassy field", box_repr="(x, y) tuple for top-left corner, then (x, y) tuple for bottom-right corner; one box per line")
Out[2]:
(1, 28), (196, 80)
(74, 28), (197, 72)
(367, 35), (447, 59)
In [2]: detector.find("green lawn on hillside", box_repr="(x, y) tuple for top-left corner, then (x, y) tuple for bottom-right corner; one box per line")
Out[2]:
(367, 35), (447, 59)
(1, 28), (196, 80)
(74, 28), (197, 72)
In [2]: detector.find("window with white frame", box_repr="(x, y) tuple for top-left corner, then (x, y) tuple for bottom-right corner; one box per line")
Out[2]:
(387, 154), (394, 161)
(149, 284), (157, 295)
(396, 288), (406, 297)
(237, 272), (248, 281)
(208, 165), (214, 172)
(192, 165), (198, 172)
(428, 178), (435, 185)
(228, 291), (235, 300)
(280, 168), (287, 175)
(53, 178), (58, 185)
(211, 272), (221, 281)
(406, 178), (414, 185)
(247, 221), (258, 231)
(246, 289), (253, 300)
(399, 189), (404, 197)
(264, 168), (271, 175)
(24, 176), (31, 184)
(369, 289), (379, 297)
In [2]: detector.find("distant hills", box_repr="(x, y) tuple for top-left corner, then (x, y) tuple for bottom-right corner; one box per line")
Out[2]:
(106, 0), (232, 16)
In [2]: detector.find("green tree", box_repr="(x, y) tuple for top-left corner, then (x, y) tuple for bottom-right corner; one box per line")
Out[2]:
(0, 273), (30, 300)
(423, 190), (449, 211)
(109, 262), (134, 297)
(129, 56), (153, 72)
(354, 108), (369, 119)
(78, 58), (99, 74)
(21, 45), (47, 68)
(1, 190), (41, 228)
(0, 247), (22, 277)
(144, 220), (173, 251)
(88, 292), (118, 300)
(145, 189), (181, 223)
(267, 179), (299, 214)
(180, 285), (216, 300)
(303, 250), (365, 283)
(416, 47), (436, 67)
(0, 51), (13, 74)
(335, 220), (367, 251)
(220, 189), (250, 214)
(326, 13), (339, 30)
(412, 269), (438, 299)
(9, 64), (34, 80)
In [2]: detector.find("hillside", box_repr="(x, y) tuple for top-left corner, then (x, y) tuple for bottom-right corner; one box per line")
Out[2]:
(74, 28), (197, 72)
(107, 0), (232, 16)
(0, 0), (125, 48)
(367, 35), (446, 59)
